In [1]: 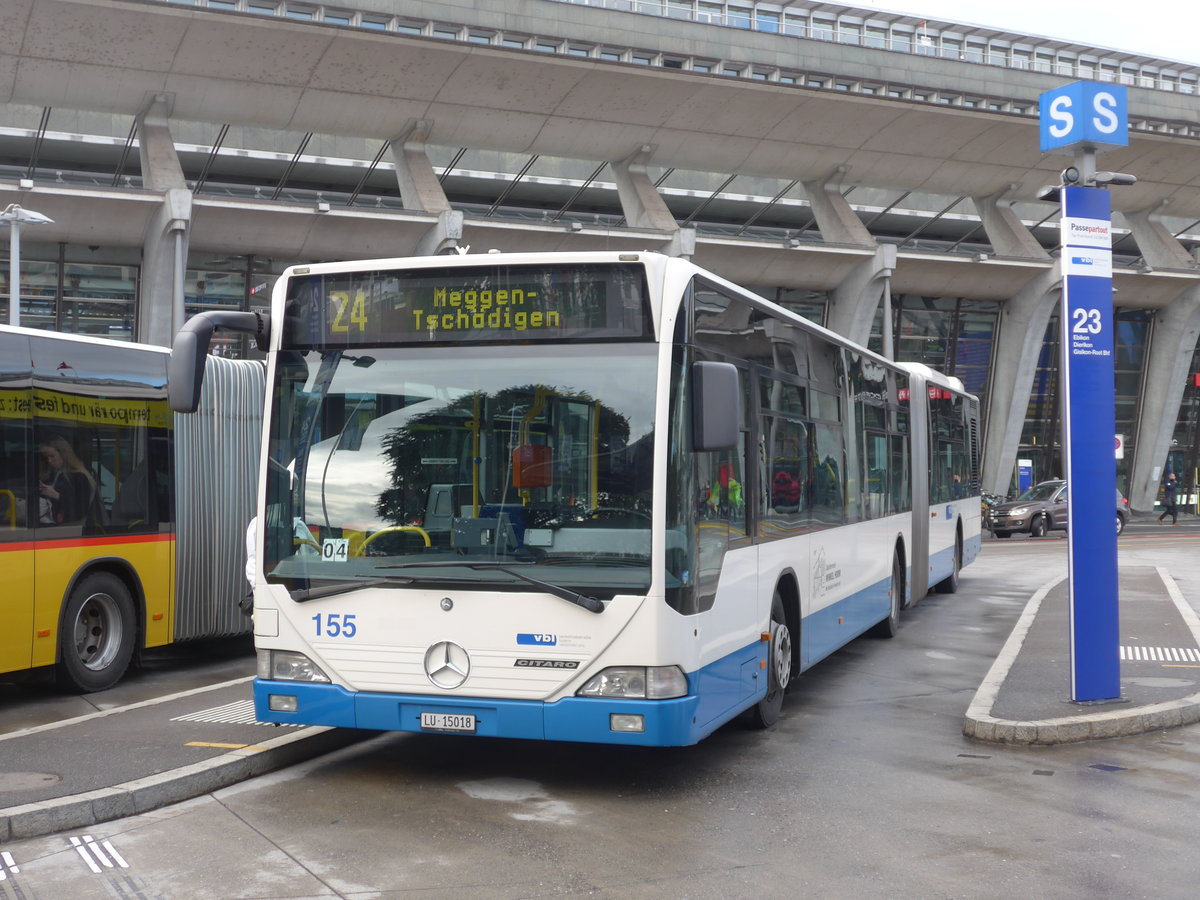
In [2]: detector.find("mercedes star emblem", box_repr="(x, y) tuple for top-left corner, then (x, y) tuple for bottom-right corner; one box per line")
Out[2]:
(424, 640), (471, 689)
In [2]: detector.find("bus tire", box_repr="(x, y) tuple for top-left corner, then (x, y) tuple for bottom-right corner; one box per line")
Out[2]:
(748, 591), (792, 728)
(934, 531), (962, 594)
(871, 550), (904, 637)
(57, 572), (137, 693)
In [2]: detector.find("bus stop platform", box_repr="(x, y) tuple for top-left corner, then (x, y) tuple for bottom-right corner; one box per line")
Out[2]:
(0, 678), (372, 842)
(964, 565), (1200, 744)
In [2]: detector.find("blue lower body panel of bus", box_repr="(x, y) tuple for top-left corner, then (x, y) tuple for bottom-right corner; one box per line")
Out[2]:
(253, 641), (769, 747)
(928, 532), (983, 587)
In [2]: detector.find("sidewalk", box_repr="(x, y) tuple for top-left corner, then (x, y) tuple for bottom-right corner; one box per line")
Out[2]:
(964, 565), (1200, 743)
(0, 678), (371, 842)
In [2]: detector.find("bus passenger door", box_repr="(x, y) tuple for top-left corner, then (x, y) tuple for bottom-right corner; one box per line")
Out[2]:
(0, 331), (35, 674)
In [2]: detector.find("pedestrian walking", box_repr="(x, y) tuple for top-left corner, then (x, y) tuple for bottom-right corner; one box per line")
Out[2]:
(1158, 472), (1179, 525)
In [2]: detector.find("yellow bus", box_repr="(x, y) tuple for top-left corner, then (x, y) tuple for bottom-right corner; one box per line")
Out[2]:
(0, 325), (262, 691)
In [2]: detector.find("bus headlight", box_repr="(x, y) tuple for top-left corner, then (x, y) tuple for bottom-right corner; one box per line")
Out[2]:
(258, 649), (331, 683)
(576, 666), (687, 699)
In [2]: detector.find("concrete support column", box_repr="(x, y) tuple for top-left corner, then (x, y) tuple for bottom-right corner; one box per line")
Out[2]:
(391, 120), (451, 214)
(611, 145), (677, 232)
(136, 93), (192, 346)
(414, 209), (464, 256)
(825, 245), (895, 347)
(980, 266), (1061, 495)
(666, 226), (696, 260)
(1128, 287), (1200, 512)
(1124, 216), (1200, 511)
(972, 189), (1051, 260)
(1125, 204), (1196, 270)
(800, 171), (874, 247)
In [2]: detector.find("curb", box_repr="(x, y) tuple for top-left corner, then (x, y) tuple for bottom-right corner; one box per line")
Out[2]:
(963, 567), (1200, 744)
(0, 724), (371, 842)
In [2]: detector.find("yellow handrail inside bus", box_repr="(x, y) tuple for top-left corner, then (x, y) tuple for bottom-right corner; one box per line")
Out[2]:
(356, 525), (432, 554)
(0, 490), (14, 528)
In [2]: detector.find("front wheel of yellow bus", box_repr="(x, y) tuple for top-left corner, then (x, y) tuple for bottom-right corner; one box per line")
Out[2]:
(58, 572), (137, 693)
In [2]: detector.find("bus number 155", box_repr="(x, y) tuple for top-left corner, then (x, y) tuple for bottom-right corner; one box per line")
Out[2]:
(312, 613), (358, 638)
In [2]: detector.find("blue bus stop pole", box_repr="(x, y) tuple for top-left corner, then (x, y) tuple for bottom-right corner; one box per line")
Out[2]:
(1059, 182), (1121, 702)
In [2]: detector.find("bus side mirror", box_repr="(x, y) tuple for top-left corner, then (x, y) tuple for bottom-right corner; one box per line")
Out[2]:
(692, 361), (740, 451)
(169, 310), (269, 413)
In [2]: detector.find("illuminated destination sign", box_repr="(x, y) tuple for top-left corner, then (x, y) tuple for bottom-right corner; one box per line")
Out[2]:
(283, 263), (651, 348)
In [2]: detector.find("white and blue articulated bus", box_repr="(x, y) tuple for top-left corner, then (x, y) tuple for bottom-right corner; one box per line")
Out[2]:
(170, 251), (980, 746)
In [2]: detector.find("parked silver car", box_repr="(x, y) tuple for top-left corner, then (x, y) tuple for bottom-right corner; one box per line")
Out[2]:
(989, 480), (1128, 538)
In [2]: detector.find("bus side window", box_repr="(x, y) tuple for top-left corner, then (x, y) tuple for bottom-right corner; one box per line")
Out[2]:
(113, 459), (151, 529)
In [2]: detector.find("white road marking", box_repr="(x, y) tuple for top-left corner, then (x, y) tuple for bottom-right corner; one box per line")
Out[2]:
(70, 835), (130, 873)
(71, 837), (101, 874)
(170, 698), (301, 727)
(1120, 646), (1200, 662)
(102, 839), (128, 869)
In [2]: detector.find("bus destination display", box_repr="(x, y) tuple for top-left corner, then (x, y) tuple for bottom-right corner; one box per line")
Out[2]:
(284, 263), (651, 348)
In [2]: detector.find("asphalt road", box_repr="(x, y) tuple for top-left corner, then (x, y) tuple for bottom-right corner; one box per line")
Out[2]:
(2, 535), (1199, 899)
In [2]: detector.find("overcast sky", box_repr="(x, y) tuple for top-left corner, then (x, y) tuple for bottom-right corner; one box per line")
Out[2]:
(860, 1), (1200, 64)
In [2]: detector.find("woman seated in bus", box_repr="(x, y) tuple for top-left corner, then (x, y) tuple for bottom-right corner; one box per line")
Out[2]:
(38, 437), (98, 525)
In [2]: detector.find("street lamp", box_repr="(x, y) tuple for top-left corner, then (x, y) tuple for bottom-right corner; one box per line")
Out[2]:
(1, 203), (55, 327)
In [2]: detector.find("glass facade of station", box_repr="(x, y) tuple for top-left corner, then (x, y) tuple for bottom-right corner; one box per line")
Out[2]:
(1, 244), (282, 356)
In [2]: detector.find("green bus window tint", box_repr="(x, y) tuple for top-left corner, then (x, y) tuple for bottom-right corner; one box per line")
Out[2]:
(762, 413), (808, 527)
(811, 422), (845, 525)
(694, 444), (747, 613)
(930, 393), (969, 503)
(665, 349), (697, 613)
(863, 432), (892, 519)
(759, 374), (806, 416)
(890, 434), (911, 513)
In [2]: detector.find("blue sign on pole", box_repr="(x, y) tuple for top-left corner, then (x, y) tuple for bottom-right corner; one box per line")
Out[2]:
(1017, 459), (1033, 494)
(1060, 185), (1120, 702)
(1039, 82), (1128, 153)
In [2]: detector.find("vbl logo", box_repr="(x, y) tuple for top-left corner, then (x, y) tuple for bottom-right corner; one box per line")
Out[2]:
(516, 633), (557, 646)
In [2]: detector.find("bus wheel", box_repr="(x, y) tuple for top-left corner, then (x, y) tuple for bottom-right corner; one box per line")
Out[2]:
(58, 572), (137, 693)
(871, 551), (904, 637)
(749, 591), (792, 728)
(935, 532), (962, 594)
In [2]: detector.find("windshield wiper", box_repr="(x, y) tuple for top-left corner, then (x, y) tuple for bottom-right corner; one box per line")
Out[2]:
(377, 560), (605, 613)
(290, 578), (406, 602)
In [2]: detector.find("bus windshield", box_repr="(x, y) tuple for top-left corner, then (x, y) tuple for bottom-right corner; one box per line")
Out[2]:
(264, 344), (658, 599)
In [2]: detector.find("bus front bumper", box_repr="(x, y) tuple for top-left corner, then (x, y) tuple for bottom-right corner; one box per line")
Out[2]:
(253, 679), (710, 747)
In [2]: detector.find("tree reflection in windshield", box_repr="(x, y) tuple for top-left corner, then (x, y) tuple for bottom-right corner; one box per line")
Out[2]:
(266, 346), (659, 595)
